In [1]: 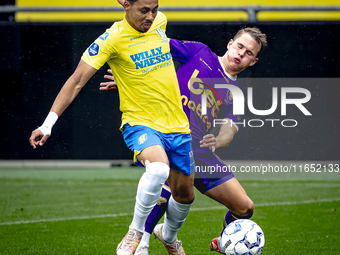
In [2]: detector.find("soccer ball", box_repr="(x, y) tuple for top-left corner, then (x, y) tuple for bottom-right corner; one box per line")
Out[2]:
(219, 219), (265, 255)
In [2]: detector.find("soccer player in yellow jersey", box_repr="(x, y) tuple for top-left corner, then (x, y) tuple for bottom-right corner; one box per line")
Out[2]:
(29, 1), (195, 255)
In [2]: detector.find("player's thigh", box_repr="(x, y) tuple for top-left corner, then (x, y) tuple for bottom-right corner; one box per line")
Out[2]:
(137, 144), (169, 165)
(167, 169), (195, 204)
(122, 124), (169, 165)
(205, 177), (254, 215)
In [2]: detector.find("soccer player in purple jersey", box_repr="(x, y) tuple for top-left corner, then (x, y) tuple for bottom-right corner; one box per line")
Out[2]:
(101, 27), (267, 254)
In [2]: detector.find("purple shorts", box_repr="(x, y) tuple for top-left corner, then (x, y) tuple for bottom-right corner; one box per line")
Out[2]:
(193, 148), (234, 194)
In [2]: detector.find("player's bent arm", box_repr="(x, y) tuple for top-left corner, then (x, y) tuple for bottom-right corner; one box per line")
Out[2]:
(215, 121), (237, 149)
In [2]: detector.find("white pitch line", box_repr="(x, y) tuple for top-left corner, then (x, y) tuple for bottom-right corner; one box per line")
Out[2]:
(0, 212), (133, 226)
(1, 197), (340, 226)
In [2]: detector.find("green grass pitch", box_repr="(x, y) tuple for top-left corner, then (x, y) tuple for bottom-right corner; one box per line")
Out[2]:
(0, 167), (339, 254)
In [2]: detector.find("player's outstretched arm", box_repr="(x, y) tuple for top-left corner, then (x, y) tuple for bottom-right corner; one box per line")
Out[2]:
(29, 60), (97, 149)
(200, 121), (237, 152)
(100, 69), (118, 90)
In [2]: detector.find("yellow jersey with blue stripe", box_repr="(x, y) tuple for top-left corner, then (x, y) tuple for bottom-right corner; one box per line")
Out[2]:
(81, 12), (190, 134)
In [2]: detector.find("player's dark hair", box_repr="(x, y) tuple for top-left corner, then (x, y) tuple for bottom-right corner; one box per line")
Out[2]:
(234, 27), (267, 57)
(127, 0), (138, 4)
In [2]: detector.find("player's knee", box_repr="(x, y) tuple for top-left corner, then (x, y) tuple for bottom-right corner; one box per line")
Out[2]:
(245, 199), (254, 216)
(173, 194), (195, 204)
(183, 191), (195, 204)
(172, 186), (195, 204)
(146, 162), (170, 181)
(238, 197), (254, 216)
(136, 163), (170, 206)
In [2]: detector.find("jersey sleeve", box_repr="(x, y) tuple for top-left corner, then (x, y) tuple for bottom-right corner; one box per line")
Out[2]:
(169, 39), (207, 63)
(81, 29), (118, 70)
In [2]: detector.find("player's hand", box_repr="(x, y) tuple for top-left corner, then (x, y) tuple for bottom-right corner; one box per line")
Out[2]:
(200, 134), (216, 153)
(100, 69), (118, 90)
(29, 128), (50, 149)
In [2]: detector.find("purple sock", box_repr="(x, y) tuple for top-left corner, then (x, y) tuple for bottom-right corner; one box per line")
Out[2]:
(145, 184), (171, 234)
(220, 211), (253, 237)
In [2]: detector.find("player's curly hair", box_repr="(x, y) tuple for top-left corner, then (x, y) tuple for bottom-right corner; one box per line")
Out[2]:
(234, 27), (267, 57)
(127, 0), (139, 4)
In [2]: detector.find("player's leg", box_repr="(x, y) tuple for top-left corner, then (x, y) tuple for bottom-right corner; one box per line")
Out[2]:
(136, 184), (171, 255)
(154, 132), (195, 255)
(163, 168), (195, 240)
(153, 174), (195, 255)
(129, 145), (169, 229)
(206, 178), (254, 253)
(154, 172), (195, 255)
(205, 177), (254, 231)
(195, 152), (254, 222)
(193, 152), (254, 253)
(117, 125), (170, 255)
(204, 178), (254, 253)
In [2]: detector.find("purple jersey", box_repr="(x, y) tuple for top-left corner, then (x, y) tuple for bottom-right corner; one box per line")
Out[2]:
(170, 39), (240, 150)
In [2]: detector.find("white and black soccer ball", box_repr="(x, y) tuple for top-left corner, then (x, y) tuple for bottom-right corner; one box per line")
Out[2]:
(219, 219), (265, 255)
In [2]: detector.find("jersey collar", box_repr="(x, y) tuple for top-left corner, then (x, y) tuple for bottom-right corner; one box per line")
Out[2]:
(218, 57), (237, 81)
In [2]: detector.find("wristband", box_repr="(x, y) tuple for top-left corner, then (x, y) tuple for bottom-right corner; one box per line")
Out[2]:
(38, 112), (58, 136)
